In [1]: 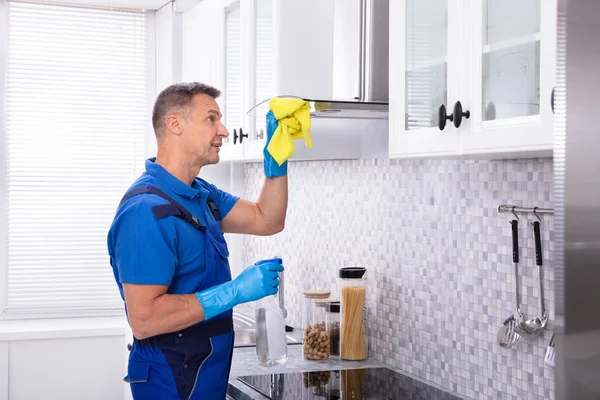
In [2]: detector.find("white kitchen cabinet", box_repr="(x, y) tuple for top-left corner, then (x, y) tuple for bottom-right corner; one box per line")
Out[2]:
(182, 0), (245, 161)
(241, 0), (336, 162)
(183, 0), (336, 162)
(239, 0), (274, 162)
(389, 0), (556, 159)
(389, 0), (461, 158)
(220, 0), (246, 161)
(460, 0), (556, 156)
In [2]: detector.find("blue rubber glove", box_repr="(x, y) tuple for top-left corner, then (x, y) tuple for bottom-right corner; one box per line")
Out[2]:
(263, 110), (288, 178)
(195, 259), (284, 320)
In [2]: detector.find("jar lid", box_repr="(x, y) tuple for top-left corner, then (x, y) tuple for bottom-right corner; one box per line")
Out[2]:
(302, 290), (331, 299)
(326, 301), (340, 313)
(339, 267), (366, 279)
(313, 298), (329, 307)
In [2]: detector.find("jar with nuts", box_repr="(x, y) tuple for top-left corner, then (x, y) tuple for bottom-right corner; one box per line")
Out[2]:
(301, 290), (330, 360)
(303, 298), (331, 360)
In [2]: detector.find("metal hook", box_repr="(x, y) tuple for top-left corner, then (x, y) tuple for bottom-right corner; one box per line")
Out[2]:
(511, 206), (519, 222)
(532, 207), (542, 225)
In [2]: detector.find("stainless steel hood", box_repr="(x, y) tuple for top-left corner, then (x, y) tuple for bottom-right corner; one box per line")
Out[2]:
(314, 0), (390, 119)
(248, 0), (389, 120)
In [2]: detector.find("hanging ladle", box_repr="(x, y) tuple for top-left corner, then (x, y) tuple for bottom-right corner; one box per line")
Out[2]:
(519, 209), (548, 334)
(497, 215), (525, 348)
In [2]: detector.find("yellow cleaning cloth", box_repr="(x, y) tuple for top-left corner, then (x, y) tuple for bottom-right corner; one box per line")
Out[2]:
(267, 97), (313, 166)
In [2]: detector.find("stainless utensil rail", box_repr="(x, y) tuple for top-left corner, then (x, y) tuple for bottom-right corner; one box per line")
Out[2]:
(497, 205), (554, 215)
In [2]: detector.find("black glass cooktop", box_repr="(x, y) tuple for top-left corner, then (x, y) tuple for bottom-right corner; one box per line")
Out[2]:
(237, 367), (463, 399)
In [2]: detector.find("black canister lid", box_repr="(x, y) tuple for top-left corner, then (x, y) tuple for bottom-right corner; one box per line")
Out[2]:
(326, 301), (340, 313)
(339, 267), (366, 279)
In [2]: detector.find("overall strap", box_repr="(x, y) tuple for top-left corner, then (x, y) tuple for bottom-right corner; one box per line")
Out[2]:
(118, 185), (206, 232)
(206, 196), (222, 222)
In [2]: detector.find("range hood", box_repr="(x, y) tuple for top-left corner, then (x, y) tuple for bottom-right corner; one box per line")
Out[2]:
(247, 0), (389, 120)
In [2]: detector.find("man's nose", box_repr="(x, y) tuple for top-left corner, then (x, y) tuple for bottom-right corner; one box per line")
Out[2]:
(218, 122), (229, 137)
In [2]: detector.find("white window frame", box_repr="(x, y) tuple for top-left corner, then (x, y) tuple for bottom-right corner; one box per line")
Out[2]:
(0, 0), (159, 323)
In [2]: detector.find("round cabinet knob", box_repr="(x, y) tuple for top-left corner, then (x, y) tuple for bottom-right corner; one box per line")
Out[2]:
(452, 101), (470, 128)
(438, 104), (453, 131)
(233, 128), (238, 145)
(239, 128), (248, 143)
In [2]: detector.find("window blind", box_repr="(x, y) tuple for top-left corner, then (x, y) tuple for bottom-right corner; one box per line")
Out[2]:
(4, 1), (152, 317)
(224, 3), (241, 143)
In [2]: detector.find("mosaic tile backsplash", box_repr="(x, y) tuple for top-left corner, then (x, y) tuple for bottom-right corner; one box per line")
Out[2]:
(242, 158), (555, 400)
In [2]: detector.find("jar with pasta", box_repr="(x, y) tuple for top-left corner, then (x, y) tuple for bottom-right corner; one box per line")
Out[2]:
(301, 290), (330, 360)
(339, 267), (368, 360)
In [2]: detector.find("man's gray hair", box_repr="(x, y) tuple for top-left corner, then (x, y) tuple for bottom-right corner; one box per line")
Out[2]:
(152, 82), (221, 136)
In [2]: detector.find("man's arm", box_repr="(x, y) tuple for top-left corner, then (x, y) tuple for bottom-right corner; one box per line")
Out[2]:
(221, 110), (289, 236)
(124, 261), (284, 339)
(221, 175), (288, 236)
(124, 283), (205, 340)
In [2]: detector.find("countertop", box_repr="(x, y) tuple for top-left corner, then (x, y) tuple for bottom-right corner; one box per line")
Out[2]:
(227, 345), (385, 399)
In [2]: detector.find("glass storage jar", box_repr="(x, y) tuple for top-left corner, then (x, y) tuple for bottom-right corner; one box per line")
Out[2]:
(325, 300), (340, 357)
(301, 290), (330, 360)
(339, 267), (368, 360)
(308, 298), (330, 360)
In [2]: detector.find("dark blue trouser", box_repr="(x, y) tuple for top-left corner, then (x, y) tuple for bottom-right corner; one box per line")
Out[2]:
(124, 317), (234, 400)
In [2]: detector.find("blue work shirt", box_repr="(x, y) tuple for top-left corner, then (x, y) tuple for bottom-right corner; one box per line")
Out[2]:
(107, 157), (239, 302)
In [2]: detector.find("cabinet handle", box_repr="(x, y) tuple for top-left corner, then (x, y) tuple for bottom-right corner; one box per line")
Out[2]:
(551, 87), (555, 114)
(239, 128), (248, 143)
(233, 129), (238, 145)
(452, 101), (470, 128)
(438, 104), (453, 131)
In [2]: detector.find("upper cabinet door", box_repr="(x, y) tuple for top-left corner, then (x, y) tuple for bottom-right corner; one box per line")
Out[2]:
(460, 0), (556, 156)
(182, 0), (245, 162)
(218, 0), (246, 161)
(242, 0), (274, 161)
(389, 0), (461, 158)
(182, 0), (221, 92)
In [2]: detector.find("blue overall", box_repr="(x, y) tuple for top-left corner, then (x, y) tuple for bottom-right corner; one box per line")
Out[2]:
(117, 185), (234, 400)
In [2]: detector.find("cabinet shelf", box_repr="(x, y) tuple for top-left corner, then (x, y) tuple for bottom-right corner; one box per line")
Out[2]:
(482, 32), (540, 54)
(406, 55), (447, 72)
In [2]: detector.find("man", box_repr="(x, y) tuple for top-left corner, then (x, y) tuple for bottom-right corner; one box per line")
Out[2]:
(107, 82), (288, 400)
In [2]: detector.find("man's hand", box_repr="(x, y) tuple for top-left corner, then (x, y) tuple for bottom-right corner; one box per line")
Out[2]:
(263, 110), (287, 178)
(196, 260), (285, 320)
(232, 260), (284, 303)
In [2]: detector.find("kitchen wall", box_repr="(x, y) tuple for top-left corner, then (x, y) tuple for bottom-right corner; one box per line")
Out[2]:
(243, 157), (555, 400)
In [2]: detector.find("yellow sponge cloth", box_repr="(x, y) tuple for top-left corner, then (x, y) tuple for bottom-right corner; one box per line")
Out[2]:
(267, 97), (313, 166)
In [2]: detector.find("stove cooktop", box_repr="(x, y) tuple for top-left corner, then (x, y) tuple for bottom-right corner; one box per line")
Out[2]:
(237, 367), (463, 399)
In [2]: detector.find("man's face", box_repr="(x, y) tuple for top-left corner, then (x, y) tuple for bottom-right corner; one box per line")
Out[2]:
(180, 94), (229, 166)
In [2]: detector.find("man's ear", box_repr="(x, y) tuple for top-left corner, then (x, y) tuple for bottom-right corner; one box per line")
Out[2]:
(165, 114), (183, 136)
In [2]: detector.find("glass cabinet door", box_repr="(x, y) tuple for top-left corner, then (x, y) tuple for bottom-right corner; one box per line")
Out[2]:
(243, 0), (274, 161)
(389, 0), (460, 158)
(462, 0), (555, 155)
(482, 0), (540, 122)
(253, 0), (273, 143)
(405, 0), (448, 131)
(219, 0), (245, 161)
